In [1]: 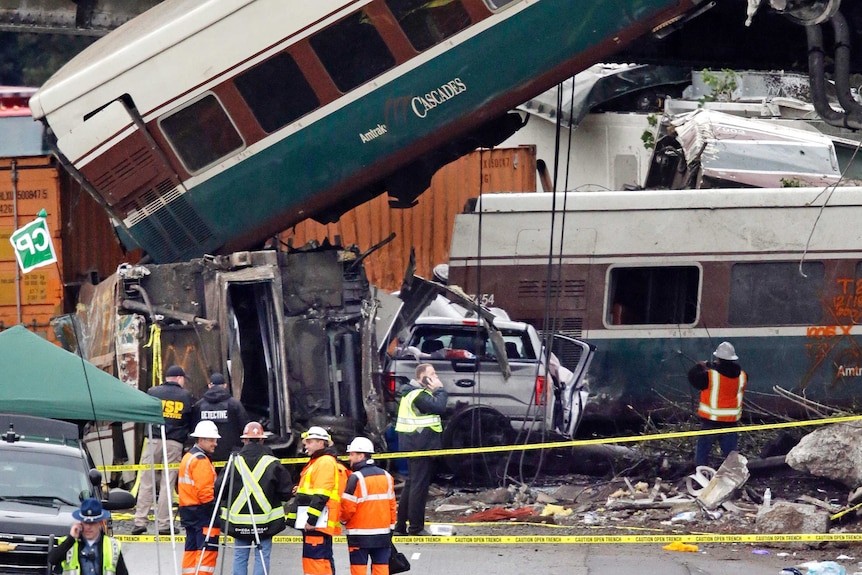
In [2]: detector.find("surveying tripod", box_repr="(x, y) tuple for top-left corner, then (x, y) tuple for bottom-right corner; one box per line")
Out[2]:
(193, 451), (270, 575)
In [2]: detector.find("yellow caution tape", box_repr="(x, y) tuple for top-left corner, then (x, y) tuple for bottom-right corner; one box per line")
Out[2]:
(97, 414), (862, 473)
(113, 532), (862, 544)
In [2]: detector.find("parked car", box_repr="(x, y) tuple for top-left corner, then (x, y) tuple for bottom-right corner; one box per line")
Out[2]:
(0, 414), (134, 574)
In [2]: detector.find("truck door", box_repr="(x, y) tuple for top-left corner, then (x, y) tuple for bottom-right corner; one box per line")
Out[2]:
(550, 334), (595, 437)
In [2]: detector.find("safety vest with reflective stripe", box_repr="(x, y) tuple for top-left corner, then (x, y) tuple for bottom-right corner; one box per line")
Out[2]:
(341, 463), (396, 540)
(287, 453), (344, 535)
(394, 388), (442, 433)
(59, 535), (120, 575)
(698, 369), (747, 422)
(178, 447), (216, 506)
(221, 454), (283, 528)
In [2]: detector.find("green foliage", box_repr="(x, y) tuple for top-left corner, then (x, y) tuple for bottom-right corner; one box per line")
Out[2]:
(641, 113), (659, 151)
(697, 68), (739, 106)
(0, 33), (96, 86)
(781, 177), (805, 188)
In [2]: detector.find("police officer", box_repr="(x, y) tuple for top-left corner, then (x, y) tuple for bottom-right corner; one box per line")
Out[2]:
(221, 421), (292, 575)
(132, 364), (194, 536)
(341, 437), (397, 575)
(193, 372), (249, 462)
(179, 420), (221, 575)
(393, 363), (447, 536)
(48, 498), (128, 575)
(287, 426), (348, 575)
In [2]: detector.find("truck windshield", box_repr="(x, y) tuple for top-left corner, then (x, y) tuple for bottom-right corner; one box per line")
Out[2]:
(0, 450), (90, 505)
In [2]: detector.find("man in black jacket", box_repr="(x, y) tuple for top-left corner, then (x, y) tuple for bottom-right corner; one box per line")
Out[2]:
(193, 372), (249, 463)
(132, 364), (194, 536)
(393, 363), (447, 536)
(220, 421), (292, 575)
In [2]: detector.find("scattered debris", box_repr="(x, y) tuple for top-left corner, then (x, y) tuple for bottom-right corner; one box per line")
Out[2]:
(663, 541), (698, 552)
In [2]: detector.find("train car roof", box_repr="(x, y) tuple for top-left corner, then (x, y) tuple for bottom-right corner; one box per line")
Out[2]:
(31, 0), (342, 127)
(472, 187), (862, 213)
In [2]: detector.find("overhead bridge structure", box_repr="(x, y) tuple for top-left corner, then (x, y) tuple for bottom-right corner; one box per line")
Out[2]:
(0, 0), (160, 35)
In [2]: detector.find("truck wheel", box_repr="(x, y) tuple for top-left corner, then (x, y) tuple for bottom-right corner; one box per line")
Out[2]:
(441, 406), (515, 487)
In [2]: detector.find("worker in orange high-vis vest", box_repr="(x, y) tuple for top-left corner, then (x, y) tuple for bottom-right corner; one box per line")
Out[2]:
(340, 437), (397, 575)
(687, 341), (748, 468)
(179, 420), (221, 575)
(286, 426), (348, 575)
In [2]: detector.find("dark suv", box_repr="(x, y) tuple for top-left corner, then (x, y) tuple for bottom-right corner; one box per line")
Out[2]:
(0, 414), (135, 574)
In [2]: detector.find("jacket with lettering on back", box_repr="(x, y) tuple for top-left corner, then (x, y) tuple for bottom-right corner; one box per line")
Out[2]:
(147, 381), (193, 442)
(340, 458), (396, 548)
(193, 386), (249, 461)
(219, 441), (293, 540)
(178, 445), (217, 528)
(287, 447), (349, 536)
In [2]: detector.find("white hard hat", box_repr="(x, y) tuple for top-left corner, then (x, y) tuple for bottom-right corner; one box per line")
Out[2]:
(302, 426), (331, 442)
(346, 437), (374, 454)
(190, 420), (221, 439)
(713, 341), (738, 361)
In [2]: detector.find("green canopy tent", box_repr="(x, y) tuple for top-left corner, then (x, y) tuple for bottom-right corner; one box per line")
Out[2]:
(0, 325), (163, 424)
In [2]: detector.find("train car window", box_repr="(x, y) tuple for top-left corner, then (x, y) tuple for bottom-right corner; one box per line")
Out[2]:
(607, 266), (699, 326)
(309, 11), (396, 93)
(234, 52), (320, 133)
(385, 0), (471, 52)
(728, 262), (824, 326)
(159, 94), (244, 173)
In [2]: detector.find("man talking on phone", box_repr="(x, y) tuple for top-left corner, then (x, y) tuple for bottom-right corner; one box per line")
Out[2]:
(393, 363), (447, 536)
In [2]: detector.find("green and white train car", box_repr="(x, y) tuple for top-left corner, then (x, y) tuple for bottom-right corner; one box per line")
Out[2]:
(448, 187), (862, 424)
(29, 0), (699, 263)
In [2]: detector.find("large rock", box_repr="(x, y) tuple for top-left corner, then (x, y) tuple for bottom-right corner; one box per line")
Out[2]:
(785, 423), (862, 488)
(755, 501), (830, 548)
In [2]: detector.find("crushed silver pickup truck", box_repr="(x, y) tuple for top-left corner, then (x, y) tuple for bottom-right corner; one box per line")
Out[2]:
(382, 311), (595, 447)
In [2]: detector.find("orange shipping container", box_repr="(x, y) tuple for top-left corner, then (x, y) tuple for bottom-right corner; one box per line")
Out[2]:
(282, 146), (537, 292)
(0, 156), (63, 339)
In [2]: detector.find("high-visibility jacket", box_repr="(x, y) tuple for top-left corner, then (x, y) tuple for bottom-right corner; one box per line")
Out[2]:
(340, 459), (396, 548)
(58, 535), (121, 575)
(698, 369), (747, 422)
(287, 449), (347, 536)
(395, 388), (442, 433)
(221, 451), (287, 539)
(178, 445), (217, 527)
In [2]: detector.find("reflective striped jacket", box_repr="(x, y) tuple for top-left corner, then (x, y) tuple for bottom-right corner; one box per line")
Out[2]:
(698, 369), (747, 422)
(341, 459), (396, 548)
(287, 449), (347, 535)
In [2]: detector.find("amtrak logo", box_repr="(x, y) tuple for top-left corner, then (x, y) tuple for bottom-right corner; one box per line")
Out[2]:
(411, 78), (467, 119)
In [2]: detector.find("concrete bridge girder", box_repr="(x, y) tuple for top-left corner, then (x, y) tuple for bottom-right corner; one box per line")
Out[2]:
(0, 0), (162, 35)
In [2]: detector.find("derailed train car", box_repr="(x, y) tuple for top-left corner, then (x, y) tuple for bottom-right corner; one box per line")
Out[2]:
(55, 242), (402, 455)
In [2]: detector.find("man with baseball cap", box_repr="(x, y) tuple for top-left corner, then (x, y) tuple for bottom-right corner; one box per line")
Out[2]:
(48, 498), (128, 575)
(341, 437), (397, 575)
(133, 364), (194, 535)
(193, 372), (249, 462)
(688, 341), (748, 467)
(179, 420), (221, 574)
(220, 421), (292, 575)
(287, 426), (349, 575)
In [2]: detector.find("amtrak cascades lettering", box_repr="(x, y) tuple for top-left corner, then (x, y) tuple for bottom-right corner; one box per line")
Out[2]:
(359, 123), (388, 143)
(837, 365), (862, 377)
(412, 78), (467, 119)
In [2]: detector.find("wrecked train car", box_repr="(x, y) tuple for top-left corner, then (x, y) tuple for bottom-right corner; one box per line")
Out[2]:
(55, 243), (393, 454)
